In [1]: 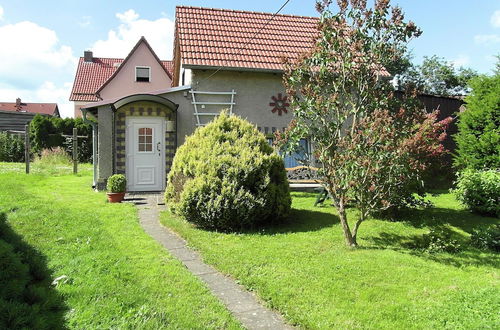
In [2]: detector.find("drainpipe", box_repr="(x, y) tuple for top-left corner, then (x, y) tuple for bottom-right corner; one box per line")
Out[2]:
(81, 108), (98, 189)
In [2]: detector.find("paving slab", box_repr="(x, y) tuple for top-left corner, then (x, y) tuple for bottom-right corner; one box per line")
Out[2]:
(127, 193), (293, 330)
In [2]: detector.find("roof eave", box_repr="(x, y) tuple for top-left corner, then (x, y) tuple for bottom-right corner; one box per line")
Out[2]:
(183, 64), (284, 74)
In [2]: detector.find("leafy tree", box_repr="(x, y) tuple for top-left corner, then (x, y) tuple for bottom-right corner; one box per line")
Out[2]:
(453, 69), (500, 170)
(278, 0), (450, 247)
(397, 55), (478, 96)
(29, 114), (93, 162)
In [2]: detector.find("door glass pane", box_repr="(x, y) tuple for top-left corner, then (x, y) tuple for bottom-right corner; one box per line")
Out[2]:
(138, 127), (153, 152)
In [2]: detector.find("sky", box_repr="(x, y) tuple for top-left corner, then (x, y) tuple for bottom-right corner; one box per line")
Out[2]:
(0, 0), (499, 118)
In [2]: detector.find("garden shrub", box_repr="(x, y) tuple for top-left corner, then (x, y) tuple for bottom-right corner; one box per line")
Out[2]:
(470, 224), (500, 252)
(409, 225), (462, 253)
(165, 113), (291, 231)
(0, 132), (25, 162)
(107, 174), (127, 193)
(453, 169), (500, 217)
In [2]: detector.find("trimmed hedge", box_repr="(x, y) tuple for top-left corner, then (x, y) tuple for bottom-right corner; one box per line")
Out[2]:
(453, 169), (500, 217)
(165, 113), (291, 231)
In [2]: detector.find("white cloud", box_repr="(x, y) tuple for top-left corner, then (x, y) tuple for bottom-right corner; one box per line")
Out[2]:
(0, 81), (74, 118)
(451, 54), (470, 68)
(474, 34), (500, 45)
(0, 6), (4, 21)
(91, 9), (174, 60)
(0, 21), (76, 82)
(79, 16), (92, 28)
(0, 20), (77, 117)
(116, 9), (139, 23)
(491, 10), (500, 28)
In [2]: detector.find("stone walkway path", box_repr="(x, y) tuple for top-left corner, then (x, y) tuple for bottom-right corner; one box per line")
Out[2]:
(126, 193), (292, 330)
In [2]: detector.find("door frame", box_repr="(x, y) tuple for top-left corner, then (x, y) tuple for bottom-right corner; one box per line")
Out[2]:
(125, 116), (166, 191)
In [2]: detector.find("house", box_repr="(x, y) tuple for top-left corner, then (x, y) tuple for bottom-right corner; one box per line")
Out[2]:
(0, 98), (60, 132)
(69, 37), (174, 118)
(79, 6), (322, 191)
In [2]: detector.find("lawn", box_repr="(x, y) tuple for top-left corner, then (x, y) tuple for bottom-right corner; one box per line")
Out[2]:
(161, 191), (500, 329)
(0, 163), (241, 329)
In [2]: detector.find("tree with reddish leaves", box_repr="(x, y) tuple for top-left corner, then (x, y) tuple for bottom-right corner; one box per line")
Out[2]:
(277, 0), (451, 247)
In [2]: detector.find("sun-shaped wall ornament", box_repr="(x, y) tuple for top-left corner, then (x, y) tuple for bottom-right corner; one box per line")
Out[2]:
(269, 93), (290, 116)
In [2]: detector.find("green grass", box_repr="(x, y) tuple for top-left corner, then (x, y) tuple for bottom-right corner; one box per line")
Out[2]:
(161, 191), (500, 329)
(0, 163), (241, 329)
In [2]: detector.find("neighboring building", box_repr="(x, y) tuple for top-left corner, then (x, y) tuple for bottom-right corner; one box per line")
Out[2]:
(70, 37), (174, 118)
(0, 98), (59, 132)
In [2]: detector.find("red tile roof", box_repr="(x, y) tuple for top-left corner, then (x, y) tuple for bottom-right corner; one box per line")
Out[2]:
(175, 6), (319, 72)
(70, 54), (173, 102)
(174, 6), (390, 77)
(0, 101), (59, 116)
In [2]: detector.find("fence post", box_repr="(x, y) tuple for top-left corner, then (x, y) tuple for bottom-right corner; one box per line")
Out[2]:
(25, 124), (30, 174)
(73, 127), (78, 174)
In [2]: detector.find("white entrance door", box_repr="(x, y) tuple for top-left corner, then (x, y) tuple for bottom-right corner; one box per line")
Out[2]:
(126, 117), (165, 191)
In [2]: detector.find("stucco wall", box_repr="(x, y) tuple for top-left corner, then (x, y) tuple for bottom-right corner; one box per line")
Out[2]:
(157, 89), (195, 146)
(73, 102), (87, 118)
(190, 69), (292, 135)
(100, 42), (172, 100)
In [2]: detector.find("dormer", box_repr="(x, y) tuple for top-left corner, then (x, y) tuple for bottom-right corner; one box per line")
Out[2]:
(93, 37), (172, 101)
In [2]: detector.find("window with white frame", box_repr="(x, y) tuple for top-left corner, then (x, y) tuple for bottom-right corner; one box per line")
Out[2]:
(135, 66), (150, 82)
(138, 127), (153, 152)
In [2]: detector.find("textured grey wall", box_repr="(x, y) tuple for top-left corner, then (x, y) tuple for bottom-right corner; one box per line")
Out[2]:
(97, 105), (113, 189)
(190, 69), (293, 135)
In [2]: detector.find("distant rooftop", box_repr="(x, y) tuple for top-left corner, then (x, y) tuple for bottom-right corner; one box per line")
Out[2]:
(0, 98), (59, 116)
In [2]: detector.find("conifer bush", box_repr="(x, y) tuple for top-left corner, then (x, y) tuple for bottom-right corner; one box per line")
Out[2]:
(453, 74), (499, 170)
(165, 113), (291, 231)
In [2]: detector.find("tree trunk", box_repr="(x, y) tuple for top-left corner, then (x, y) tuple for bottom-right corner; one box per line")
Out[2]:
(337, 201), (357, 247)
(352, 211), (365, 243)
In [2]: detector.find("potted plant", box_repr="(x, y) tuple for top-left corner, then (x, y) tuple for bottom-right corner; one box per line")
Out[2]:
(106, 174), (127, 203)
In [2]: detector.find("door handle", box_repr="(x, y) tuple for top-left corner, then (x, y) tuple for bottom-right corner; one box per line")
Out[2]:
(157, 142), (161, 156)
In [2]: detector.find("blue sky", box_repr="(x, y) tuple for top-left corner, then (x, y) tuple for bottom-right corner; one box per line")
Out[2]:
(0, 0), (499, 117)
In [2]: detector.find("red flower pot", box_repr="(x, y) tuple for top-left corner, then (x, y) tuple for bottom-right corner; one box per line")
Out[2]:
(107, 192), (125, 203)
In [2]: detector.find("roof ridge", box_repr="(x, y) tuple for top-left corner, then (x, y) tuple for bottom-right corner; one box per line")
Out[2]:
(0, 102), (57, 105)
(175, 5), (318, 20)
(79, 56), (124, 61)
(78, 56), (173, 62)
